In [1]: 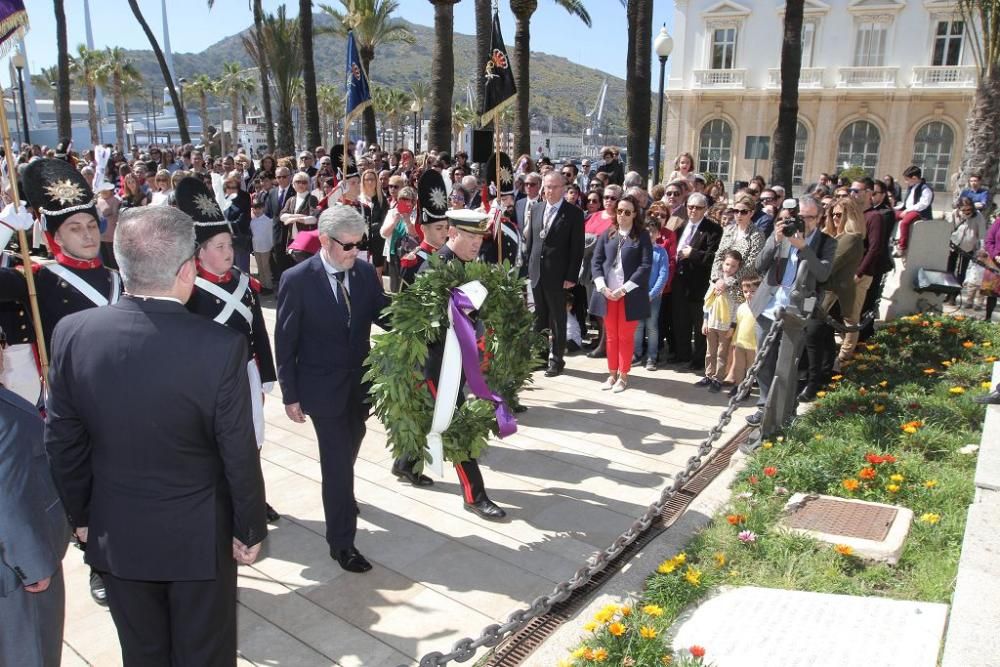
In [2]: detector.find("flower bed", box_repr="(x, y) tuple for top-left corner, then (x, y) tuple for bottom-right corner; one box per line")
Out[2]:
(561, 314), (997, 666)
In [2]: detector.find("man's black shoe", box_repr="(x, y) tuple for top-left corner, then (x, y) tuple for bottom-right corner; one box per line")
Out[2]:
(708, 379), (722, 393)
(586, 346), (606, 359)
(798, 385), (818, 402)
(266, 503), (281, 523)
(90, 570), (108, 606)
(544, 361), (565, 377)
(974, 384), (1000, 405)
(332, 546), (373, 573)
(464, 498), (507, 520)
(746, 408), (764, 426)
(392, 464), (434, 486)
(694, 377), (712, 387)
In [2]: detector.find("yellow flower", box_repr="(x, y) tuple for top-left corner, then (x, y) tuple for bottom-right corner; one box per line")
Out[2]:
(890, 474), (904, 482)
(985, 355), (999, 363)
(831, 374), (843, 381)
(815, 391), (827, 398)
(950, 386), (965, 395)
(657, 560), (677, 574)
(583, 648), (595, 660)
(983, 341), (992, 347)
(608, 622), (626, 637)
(674, 552), (687, 565)
(642, 604), (664, 617)
(983, 381), (994, 390)
(762, 440), (774, 449)
(874, 404), (886, 413)
(920, 513), (941, 524)
(903, 426), (918, 435)
(713, 552), (727, 567)
(886, 484), (900, 493)
(558, 659), (572, 667)
(879, 380), (888, 388)
(583, 621), (598, 632)
(593, 647), (608, 662)
(593, 608), (614, 624)
(834, 544), (854, 556)
(640, 626), (658, 639)
(924, 479), (938, 488)
(620, 605), (632, 617)
(814, 434), (824, 440)
(661, 655), (674, 666)
(684, 566), (702, 587)
(941, 360), (952, 368)
(571, 647), (587, 659)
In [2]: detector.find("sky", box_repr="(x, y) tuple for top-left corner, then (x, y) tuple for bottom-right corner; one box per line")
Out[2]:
(7, 0), (676, 89)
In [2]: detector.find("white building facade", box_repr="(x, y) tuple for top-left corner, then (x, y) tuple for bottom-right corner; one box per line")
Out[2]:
(664, 0), (977, 192)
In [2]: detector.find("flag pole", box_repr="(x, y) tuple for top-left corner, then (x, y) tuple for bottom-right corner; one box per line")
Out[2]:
(0, 99), (49, 383)
(493, 122), (502, 263)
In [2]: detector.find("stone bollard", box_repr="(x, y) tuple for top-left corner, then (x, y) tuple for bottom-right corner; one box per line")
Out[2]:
(883, 217), (952, 319)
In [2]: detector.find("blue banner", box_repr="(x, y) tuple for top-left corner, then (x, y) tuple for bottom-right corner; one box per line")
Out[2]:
(345, 30), (371, 127)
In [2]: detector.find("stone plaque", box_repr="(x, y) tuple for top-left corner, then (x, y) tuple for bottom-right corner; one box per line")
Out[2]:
(670, 586), (948, 667)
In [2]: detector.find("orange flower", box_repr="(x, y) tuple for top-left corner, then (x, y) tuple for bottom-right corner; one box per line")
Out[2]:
(763, 466), (778, 477)
(608, 622), (625, 637)
(842, 478), (860, 491)
(874, 404), (886, 413)
(859, 467), (877, 480)
(592, 647), (608, 662)
(858, 387), (868, 396)
(923, 368), (936, 375)
(690, 646), (706, 658)
(962, 340), (975, 348)
(726, 514), (745, 525)
(834, 544), (854, 556)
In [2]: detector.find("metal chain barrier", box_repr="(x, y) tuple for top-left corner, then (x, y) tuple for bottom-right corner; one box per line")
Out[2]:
(416, 318), (786, 667)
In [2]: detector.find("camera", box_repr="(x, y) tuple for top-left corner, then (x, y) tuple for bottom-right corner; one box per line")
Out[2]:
(781, 216), (805, 237)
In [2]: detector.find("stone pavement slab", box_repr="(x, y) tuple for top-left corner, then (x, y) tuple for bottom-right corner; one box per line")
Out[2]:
(670, 586), (949, 667)
(60, 301), (750, 665)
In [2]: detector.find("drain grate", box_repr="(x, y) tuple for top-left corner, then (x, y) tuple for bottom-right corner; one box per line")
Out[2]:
(484, 427), (749, 666)
(783, 497), (897, 541)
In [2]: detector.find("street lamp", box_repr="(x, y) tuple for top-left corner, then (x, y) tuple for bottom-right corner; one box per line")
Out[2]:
(410, 100), (419, 152)
(652, 24), (674, 185)
(11, 53), (29, 144)
(177, 77), (187, 113)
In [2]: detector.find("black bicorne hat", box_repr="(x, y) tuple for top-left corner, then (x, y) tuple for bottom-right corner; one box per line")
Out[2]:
(418, 169), (449, 225)
(486, 152), (514, 197)
(22, 158), (98, 234)
(330, 144), (359, 179)
(174, 176), (233, 244)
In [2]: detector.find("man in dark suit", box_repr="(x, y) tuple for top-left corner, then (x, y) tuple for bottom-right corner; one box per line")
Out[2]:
(746, 196), (836, 426)
(515, 172), (543, 230)
(0, 327), (70, 667)
(670, 192), (723, 371)
(275, 205), (390, 573)
(269, 167), (296, 282)
(525, 171), (585, 376)
(45, 206), (268, 666)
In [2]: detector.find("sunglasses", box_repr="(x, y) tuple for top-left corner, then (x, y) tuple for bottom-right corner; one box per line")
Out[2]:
(587, 198), (601, 204)
(651, 212), (667, 219)
(617, 209), (635, 217)
(526, 182), (541, 187)
(831, 212), (843, 218)
(665, 191), (682, 196)
(733, 208), (751, 215)
(604, 195), (618, 201)
(277, 175), (290, 179)
(761, 196), (775, 202)
(848, 188), (863, 194)
(330, 237), (361, 251)
(687, 204), (706, 210)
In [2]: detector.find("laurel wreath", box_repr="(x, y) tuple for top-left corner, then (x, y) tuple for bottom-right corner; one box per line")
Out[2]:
(365, 256), (545, 467)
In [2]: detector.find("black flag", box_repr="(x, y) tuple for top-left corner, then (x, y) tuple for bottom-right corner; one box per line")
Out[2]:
(480, 10), (516, 126)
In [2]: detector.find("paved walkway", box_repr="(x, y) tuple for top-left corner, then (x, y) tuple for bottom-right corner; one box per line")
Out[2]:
(60, 299), (752, 666)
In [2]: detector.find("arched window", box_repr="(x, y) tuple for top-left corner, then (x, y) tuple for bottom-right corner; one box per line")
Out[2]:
(698, 119), (733, 185)
(836, 121), (881, 175)
(912, 121), (954, 190)
(771, 121), (808, 186)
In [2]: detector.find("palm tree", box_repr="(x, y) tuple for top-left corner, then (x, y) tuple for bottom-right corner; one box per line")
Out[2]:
(320, 0), (415, 144)
(474, 0), (491, 117)
(429, 0), (460, 152)
(410, 80), (430, 151)
(290, 77), (306, 150)
(299, 0), (322, 150)
(186, 74), (216, 147)
(385, 88), (411, 151)
(451, 103), (476, 155)
(956, 0), (1000, 197)
(127, 0), (190, 144)
(70, 45), (105, 145)
(510, 0), (591, 155)
(256, 6), (302, 156)
(216, 62), (256, 151)
(625, 0), (651, 181)
(54, 0), (72, 139)
(100, 47), (142, 149)
(317, 83), (343, 146)
(211, 0), (275, 152)
(371, 86), (391, 147)
(770, 0), (804, 192)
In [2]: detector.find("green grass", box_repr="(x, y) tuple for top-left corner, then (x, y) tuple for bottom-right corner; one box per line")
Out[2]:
(561, 313), (997, 667)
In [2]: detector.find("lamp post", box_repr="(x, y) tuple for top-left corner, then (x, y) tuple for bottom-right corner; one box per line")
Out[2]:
(11, 53), (29, 144)
(652, 24), (674, 186)
(177, 77), (187, 114)
(152, 88), (159, 142)
(410, 100), (419, 152)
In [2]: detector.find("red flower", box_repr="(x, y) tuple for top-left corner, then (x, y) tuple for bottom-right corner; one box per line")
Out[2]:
(763, 466), (778, 477)
(748, 475), (759, 486)
(865, 453), (883, 465)
(883, 454), (897, 463)
(690, 646), (706, 658)
(859, 467), (877, 480)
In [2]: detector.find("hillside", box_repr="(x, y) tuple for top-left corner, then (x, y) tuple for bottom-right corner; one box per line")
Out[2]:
(60, 15), (631, 136)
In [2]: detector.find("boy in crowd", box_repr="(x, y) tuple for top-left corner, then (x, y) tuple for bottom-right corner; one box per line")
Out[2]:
(725, 276), (761, 399)
(250, 201), (274, 293)
(697, 250), (742, 392)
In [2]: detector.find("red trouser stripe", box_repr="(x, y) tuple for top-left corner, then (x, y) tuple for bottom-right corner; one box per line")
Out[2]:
(455, 462), (475, 503)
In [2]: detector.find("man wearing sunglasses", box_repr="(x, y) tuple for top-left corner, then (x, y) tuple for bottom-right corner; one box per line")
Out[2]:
(275, 206), (390, 574)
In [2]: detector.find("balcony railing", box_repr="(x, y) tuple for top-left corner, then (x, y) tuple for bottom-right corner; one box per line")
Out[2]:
(766, 68), (824, 89)
(911, 66), (977, 88)
(693, 69), (747, 89)
(837, 66), (899, 88)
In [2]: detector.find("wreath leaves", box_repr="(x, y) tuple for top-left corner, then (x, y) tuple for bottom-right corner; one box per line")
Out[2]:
(365, 256), (545, 468)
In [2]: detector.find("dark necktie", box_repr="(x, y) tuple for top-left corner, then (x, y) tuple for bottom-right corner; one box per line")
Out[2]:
(334, 271), (351, 325)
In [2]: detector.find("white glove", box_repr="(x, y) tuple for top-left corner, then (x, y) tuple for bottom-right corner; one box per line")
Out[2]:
(0, 201), (35, 231)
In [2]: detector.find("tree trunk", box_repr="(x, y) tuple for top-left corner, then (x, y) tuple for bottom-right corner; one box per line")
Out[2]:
(429, 1), (458, 153)
(771, 0), (804, 192)
(54, 0), (72, 139)
(127, 0), (190, 144)
(86, 84), (99, 146)
(253, 0), (276, 153)
(360, 47), (377, 145)
(199, 93), (210, 146)
(231, 93), (240, 151)
(300, 0), (322, 151)
(625, 0), (653, 182)
(958, 69), (1000, 201)
(113, 78), (125, 149)
(474, 0), (491, 118)
(512, 2), (537, 156)
(278, 101), (294, 157)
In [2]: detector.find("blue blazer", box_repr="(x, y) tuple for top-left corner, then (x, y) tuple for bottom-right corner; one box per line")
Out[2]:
(589, 228), (653, 322)
(275, 254), (389, 416)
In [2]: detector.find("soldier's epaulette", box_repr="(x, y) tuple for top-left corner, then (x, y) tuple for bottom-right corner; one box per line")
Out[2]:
(400, 253), (419, 267)
(248, 275), (263, 293)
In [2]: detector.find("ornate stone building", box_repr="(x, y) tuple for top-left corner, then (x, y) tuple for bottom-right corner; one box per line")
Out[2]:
(664, 0), (976, 192)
